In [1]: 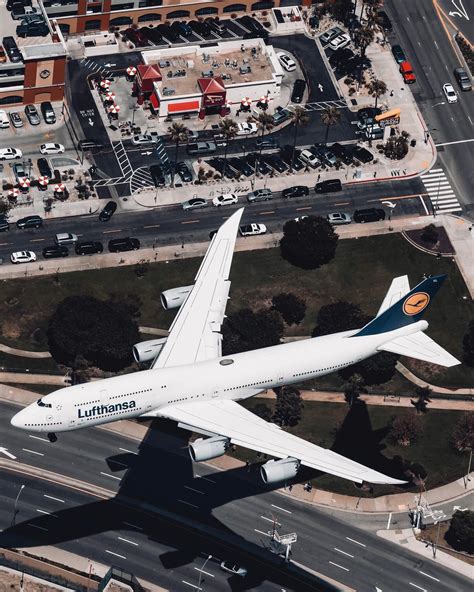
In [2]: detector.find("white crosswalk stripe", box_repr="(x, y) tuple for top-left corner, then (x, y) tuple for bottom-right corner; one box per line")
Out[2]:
(420, 168), (462, 214)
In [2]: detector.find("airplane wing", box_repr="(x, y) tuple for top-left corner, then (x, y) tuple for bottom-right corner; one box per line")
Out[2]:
(152, 208), (244, 369)
(156, 399), (406, 485)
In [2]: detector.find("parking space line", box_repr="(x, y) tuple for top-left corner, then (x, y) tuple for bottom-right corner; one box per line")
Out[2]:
(177, 499), (199, 508)
(118, 536), (139, 546)
(100, 472), (121, 481)
(419, 571), (440, 582)
(22, 448), (44, 456)
(195, 474), (216, 483)
(122, 521), (144, 530)
(105, 550), (127, 560)
(334, 547), (354, 558)
(261, 516), (281, 526)
(119, 448), (138, 455)
(182, 581), (201, 589)
(194, 567), (215, 577)
(44, 495), (64, 503)
(345, 536), (366, 547)
(184, 486), (205, 495)
(254, 528), (272, 537)
(28, 524), (48, 531)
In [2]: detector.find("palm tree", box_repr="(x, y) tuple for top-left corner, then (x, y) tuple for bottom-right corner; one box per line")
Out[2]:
(367, 78), (387, 109)
(219, 117), (238, 179)
(253, 112), (274, 184)
(362, 0), (380, 26)
(167, 122), (189, 187)
(290, 106), (309, 170)
(320, 106), (341, 146)
(353, 26), (375, 84)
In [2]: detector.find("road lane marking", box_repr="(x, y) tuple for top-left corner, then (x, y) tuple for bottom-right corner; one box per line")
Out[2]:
(181, 219), (200, 224)
(295, 206), (312, 211)
(194, 567), (215, 577)
(408, 583), (426, 592)
(334, 548), (354, 558)
(434, 139), (474, 147)
(329, 561), (349, 571)
(118, 536), (139, 546)
(22, 448), (44, 456)
(261, 516), (281, 526)
(345, 537), (366, 547)
(177, 499), (199, 508)
(0, 242), (11, 246)
(419, 571), (440, 582)
(419, 196), (430, 215)
(259, 210), (274, 215)
(184, 486), (205, 495)
(182, 582), (201, 589)
(106, 550), (127, 560)
(271, 504), (292, 514)
(367, 193), (427, 203)
(36, 509), (58, 517)
(103, 229), (122, 234)
(195, 474), (216, 483)
(143, 224), (160, 229)
(122, 521), (143, 530)
(254, 529), (272, 537)
(387, 512), (392, 529)
(119, 447), (138, 455)
(29, 435), (50, 443)
(333, 202), (350, 206)
(29, 238), (45, 242)
(44, 495), (64, 503)
(100, 472), (121, 481)
(28, 524), (48, 531)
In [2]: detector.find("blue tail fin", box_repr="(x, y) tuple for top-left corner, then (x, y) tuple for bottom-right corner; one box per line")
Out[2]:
(353, 275), (446, 337)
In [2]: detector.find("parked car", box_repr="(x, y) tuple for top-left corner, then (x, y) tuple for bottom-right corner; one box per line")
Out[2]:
(0, 147), (22, 160)
(124, 28), (151, 47)
(282, 185), (309, 198)
(149, 164), (165, 187)
(55, 233), (77, 245)
(377, 10), (392, 31)
(443, 83), (458, 104)
(400, 61), (416, 84)
(277, 52), (296, 72)
(16, 19), (49, 38)
(0, 111), (9, 128)
(313, 145), (337, 166)
(263, 154), (287, 173)
(131, 133), (159, 146)
(37, 158), (53, 179)
(171, 21), (193, 37)
(175, 161), (193, 182)
(239, 223), (267, 237)
(2, 36), (22, 62)
(0, 217), (10, 232)
(40, 143), (64, 155)
(12, 5), (38, 19)
(12, 163), (26, 183)
(357, 107), (382, 129)
(11, 250), (36, 264)
(279, 146), (304, 171)
(247, 188), (273, 203)
(246, 153), (271, 175)
(75, 241), (103, 255)
(182, 197), (208, 211)
(352, 146), (374, 164)
(42, 245), (69, 259)
(271, 106), (291, 126)
(187, 142), (216, 155)
(9, 111), (23, 128)
(40, 101), (56, 124)
(212, 193), (238, 207)
(16, 215), (43, 229)
(140, 26), (163, 45)
(291, 79), (306, 103)
(320, 26), (343, 45)
(329, 33), (351, 51)
(353, 208), (385, 223)
(255, 137), (280, 150)
(299, 149), (320, 168)
(391, 44), (406, 64)
(220, 561), (247, 578)
(99, 201), (117, 222)
(236, 122), (258, 135)
(330, 143), (353, 165)
(327, 212), (351, 225)
(454, 67), (472, 91)
(108, 237), (140, 252)
(228, 157), (253, 177)
(0, 45), (6, 63)
(315, 179), (342, 193)
(206, 18), (226, 35)
(157, 24), (180, 42)
(7, 0), (32, 9)
(25, 104), (40, 125)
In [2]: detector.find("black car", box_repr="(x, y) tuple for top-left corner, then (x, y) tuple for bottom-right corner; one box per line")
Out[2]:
(141, 27), (163, 45)
(263, 154), (287, 173)
(280, 146), (304, 171)
(352, 146), (374, 164)
(157, 24), (180, 42)
(2, 36), (22, 62)
(149, 164), (165, 187)
(75, 241), (103, 255)
(330, 143), (353, 165)
(353, 208), (385, 223)
(0, 216), (9, 232)
(315, 179), (342, 193)
(246, 153), (271, 175)
(282, 185), (309, 198)
(16, 19), (49, 38)
(37, 158), (53, 179)
(171, 21), (193, 37)
(99, 201), (117, 222)
(377, 10), (392, 31)
(16, 215), (43, 229)
(108, 237), (140, 253)
(174, 161), (193, 182)
(228, 157), (253, 177)
(254, 137), (279, 150)
(291, 79), (306, 104)
(391, 44), (406, 64)
(209, 157), (238, 179)
(42, 245), (69, 259)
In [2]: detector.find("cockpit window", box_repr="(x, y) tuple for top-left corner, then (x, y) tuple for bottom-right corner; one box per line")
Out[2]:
(37, 398), (52, 408)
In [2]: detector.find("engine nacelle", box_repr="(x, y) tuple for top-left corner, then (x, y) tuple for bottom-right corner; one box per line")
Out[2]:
(260, 457), (300, 484)
(161, 285), (193, 310)
(189, 436), (230, 462)
(132, 338), (167, 363)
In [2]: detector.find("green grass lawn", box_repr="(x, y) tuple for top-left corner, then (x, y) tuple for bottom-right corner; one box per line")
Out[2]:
(0, 234), (472, 387)
(241, 398), (470, 497)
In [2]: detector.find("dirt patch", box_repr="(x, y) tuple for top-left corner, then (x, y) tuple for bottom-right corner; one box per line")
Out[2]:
(0, 568), (70, 592)
(405, 226), (454, 255)
(1, 318), (22, 341)
(417, 522), (474, 566)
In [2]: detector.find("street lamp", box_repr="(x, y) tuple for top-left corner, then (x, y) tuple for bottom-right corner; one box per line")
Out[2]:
(12, 484), (25, 526)
(197, 554), (212, 591)
(465, 448), (472, 489)
(382, 200), (397, 222)
(432, 511), (447, 558)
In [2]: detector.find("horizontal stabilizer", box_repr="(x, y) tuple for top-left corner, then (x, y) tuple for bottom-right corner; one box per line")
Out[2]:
(378, 331), (461, 367)
(377, 275), (410, 316)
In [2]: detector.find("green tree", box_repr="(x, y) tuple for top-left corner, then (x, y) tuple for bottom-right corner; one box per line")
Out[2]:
(451, 412), (474, 452)
(445, 510), (474, 554)
(343, 374), (367, 406)
(290, 106), (309, 170)
(389, 414), (423, 447)
(384, 131), (410, 160)
(353, 26), (375, 83)
(273, 386), (303, 427)
(47, 295), (140, 372)
(410, 386), (432, 414)
(0, 198), (12, 217)
(254, 111), (274, 181)
(366, 78), (387, 109)
(320, 105), (341, 146)
(168, 122), (189, 187)
(420, 223), (439, 245)
(463, 320), (474, 366)
(253, 402), (273, 421)
(327, 0), (354, 23)
(280, 216), (338, 270)
(312, 301), (369, 337)
(219, 117), (238, 179)
(222, 308), (284, 355)
(271, 292), (307, 325)
(347, 351), (399, 385)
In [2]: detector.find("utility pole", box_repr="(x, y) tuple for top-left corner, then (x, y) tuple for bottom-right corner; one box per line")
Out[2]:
(12, 484), (25, 526)
(197, 555), (212, 591)
(465, 448), (472, 488)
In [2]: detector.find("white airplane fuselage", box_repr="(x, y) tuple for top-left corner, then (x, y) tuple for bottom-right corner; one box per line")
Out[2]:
(11, 320), (427, 434)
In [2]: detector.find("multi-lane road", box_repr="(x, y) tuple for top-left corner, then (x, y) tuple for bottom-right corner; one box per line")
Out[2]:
(0, 401), (471, 591)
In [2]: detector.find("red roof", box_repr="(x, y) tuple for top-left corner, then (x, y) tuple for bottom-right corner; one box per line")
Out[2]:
(198, 77), (226, 94)
(137, 64), (162, 82)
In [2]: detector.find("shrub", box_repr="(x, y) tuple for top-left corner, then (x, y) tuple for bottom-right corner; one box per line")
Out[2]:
(389, 414), (423, 446)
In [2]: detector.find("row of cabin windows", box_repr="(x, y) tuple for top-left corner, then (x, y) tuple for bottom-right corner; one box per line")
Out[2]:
(74, 399), (100, 407)
(292, 362), (352, 378)
(224, 380), (272, 392)
(110, 388), (152, 400)
(168, 393), (206, 404)
(25, 422), (61, 427)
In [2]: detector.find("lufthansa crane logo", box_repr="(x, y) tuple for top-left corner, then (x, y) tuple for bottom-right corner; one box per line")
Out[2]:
(402, 292), (430, 316)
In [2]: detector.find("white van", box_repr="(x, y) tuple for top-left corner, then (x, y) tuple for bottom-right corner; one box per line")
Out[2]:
(0, 110), (10, 129)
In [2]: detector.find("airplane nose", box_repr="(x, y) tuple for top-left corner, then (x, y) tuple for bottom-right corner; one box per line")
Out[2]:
(11, 409), (26, 429)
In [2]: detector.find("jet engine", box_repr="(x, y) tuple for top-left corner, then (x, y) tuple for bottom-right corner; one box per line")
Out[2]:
(189, 436), (230, 462)
(260, 458), (300, 484)
(132, 338), (167, 363)
(160, 285), (193, 310)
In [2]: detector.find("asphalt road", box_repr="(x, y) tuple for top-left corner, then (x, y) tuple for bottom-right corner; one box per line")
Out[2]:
(0, 178), (427, 264)
(384, 0), (474, 214)
(0, 402), (471, 592)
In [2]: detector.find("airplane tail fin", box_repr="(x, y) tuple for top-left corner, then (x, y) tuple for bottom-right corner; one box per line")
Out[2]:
(353, 274), (447, 338)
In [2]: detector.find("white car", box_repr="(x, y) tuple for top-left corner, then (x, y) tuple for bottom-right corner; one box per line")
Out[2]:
(329, 33), (351, 51)
(239, 223), (267, 237)
(277, 52), (296, 72)
(40, 143), (65, 155)
(0, 147), (22, 161)
(236, 122), (258, 136)
(443, 83), (458, 104)
(131, 133), (158, 146)
(212, 193), (238, 207)
(299, 149), (319, 168)
(327, 212), (352, 225)
(220, 561), (247, 577)
(11, 251), (36, 264)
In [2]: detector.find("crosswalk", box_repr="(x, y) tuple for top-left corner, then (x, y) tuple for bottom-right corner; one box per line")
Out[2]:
(130, 168), (154, 193)
(420, 168), (462, 214)
(299, 100), (347, 112)
(112, 140), (133, 178)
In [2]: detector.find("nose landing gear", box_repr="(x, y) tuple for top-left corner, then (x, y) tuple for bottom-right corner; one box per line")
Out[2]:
(47, 432), (57, 443)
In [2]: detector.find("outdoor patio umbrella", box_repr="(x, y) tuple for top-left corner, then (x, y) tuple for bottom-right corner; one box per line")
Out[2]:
(18, 177), (31, 191)
(38, 176), (49, 190)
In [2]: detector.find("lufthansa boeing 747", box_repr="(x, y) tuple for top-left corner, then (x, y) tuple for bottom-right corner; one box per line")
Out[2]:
(11, 209), (460, 486)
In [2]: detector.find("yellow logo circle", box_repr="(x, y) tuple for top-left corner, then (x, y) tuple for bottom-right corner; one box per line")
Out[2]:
(403, 292), (430, 316)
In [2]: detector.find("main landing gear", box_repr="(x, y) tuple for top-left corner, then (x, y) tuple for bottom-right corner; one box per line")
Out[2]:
(47, 432), (57, 443)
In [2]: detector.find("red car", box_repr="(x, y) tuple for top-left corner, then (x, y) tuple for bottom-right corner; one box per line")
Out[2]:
(400, 61), (416, 84)
(124, 28), (151, 47)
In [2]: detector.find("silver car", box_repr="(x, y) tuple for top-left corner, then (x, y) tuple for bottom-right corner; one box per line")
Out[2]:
(246, 188), (273, 203)
(327, 212), (352, 225)
(182, 197), (208, 211)
(320, 26), (343, 44)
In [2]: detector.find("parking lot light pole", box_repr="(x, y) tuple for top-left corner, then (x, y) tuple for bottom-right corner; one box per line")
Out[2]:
(197, 554), (212, 591)
(12, 484), (25, 526)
